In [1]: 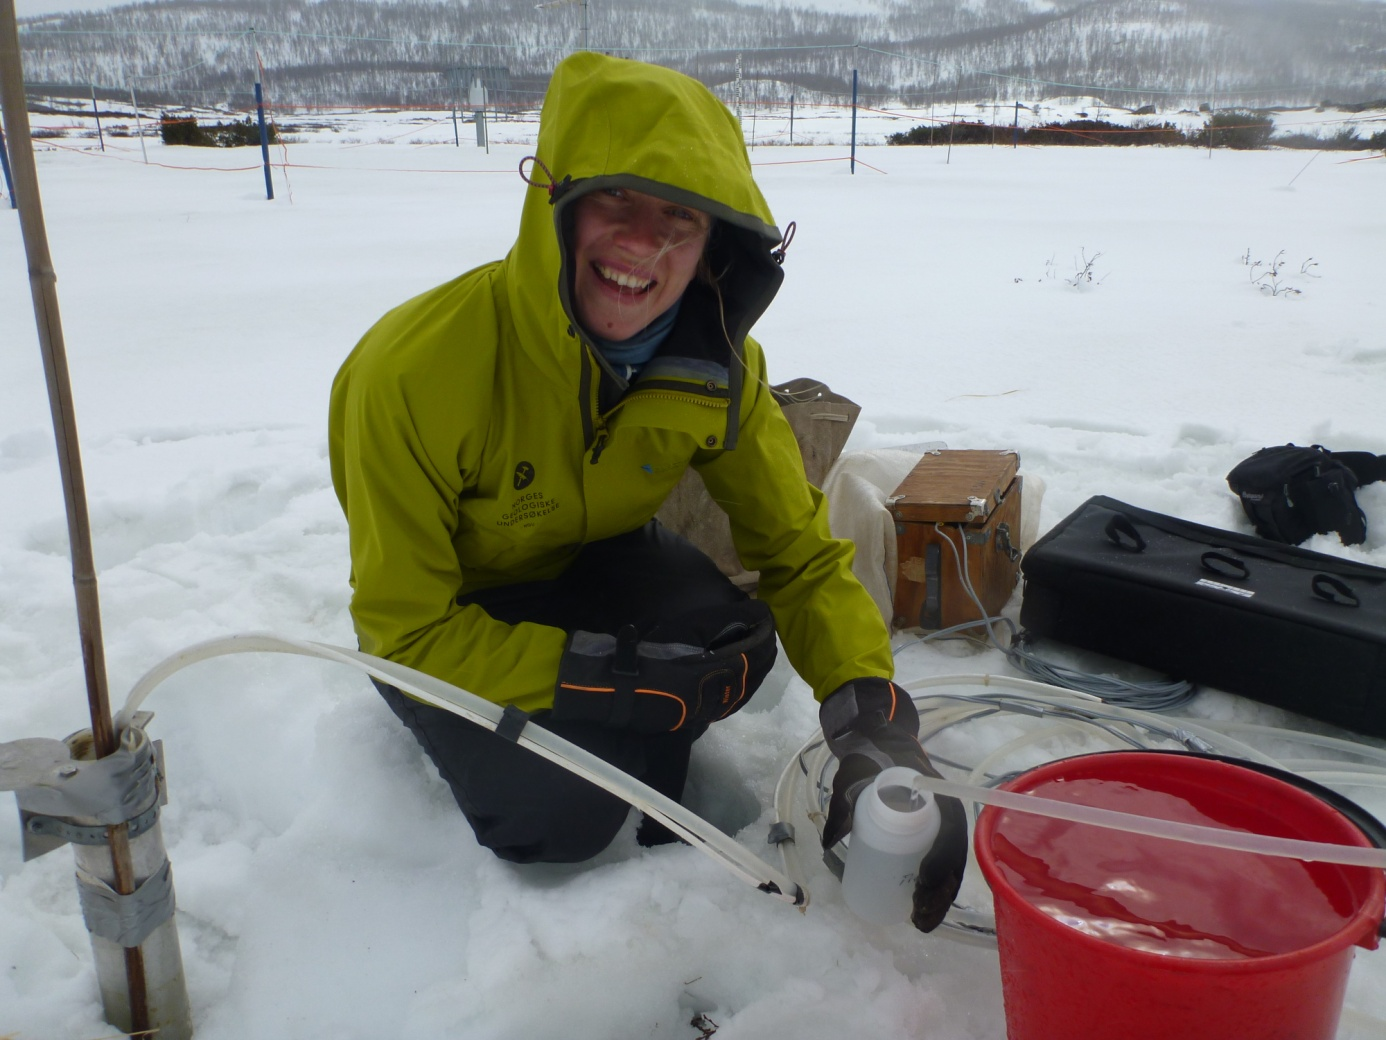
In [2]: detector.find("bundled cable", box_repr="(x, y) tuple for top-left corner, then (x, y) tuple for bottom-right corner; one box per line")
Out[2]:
(897, 521), (1196, 711)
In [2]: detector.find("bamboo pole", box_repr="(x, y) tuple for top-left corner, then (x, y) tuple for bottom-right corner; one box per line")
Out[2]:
(0, 2), (151, 1032)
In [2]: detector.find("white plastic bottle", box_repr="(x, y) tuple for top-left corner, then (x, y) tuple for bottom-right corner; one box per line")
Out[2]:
(841, 766), (942, 926)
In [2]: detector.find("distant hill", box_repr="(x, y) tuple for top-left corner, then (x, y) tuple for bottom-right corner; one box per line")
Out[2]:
(16, 0), (1386, 111)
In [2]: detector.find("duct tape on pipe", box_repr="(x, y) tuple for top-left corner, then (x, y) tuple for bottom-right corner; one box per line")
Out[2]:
(76, 858), (176, 949)
(12, 726), (158, 825)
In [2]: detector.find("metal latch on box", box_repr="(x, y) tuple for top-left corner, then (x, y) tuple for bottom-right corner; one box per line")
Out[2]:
(996, 522), (1020, 563)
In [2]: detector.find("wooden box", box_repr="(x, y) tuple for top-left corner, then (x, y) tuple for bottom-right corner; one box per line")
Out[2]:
(889, 450), (1023, 632)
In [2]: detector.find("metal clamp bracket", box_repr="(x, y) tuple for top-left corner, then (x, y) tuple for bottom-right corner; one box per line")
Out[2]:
(10, 717), (165, 861)
(22, 799), (161, 848)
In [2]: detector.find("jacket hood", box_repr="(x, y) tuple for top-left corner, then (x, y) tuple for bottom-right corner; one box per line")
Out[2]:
(504, 53), (786, 381)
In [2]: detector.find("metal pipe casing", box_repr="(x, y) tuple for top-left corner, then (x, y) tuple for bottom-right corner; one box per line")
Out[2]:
(71, 816), (192, 1038)
(38, 727), (194, 1040)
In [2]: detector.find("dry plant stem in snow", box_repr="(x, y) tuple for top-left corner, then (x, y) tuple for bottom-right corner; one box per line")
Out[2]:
(1245, 248), (1304, 296)
(1067, 248), (1106, 289)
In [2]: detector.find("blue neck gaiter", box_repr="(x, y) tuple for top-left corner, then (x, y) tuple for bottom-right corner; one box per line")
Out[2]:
(591, 299), (681, 382)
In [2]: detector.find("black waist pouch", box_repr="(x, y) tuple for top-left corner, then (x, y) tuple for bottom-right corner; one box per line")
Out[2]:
(1019, 496), (1386, 736)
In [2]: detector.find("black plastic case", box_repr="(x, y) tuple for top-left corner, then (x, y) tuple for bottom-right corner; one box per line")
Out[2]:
(1019, 496), (1386, 736)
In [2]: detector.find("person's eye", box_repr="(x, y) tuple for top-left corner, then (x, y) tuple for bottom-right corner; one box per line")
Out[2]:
(668, 207), (704, 227)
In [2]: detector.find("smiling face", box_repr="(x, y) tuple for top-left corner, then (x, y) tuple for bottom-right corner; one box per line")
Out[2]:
(570, 187), (712, 343)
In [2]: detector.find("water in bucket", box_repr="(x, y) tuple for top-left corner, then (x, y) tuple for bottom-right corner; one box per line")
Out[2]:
(989, 775), (1355, 959)
(974, 752), (1384, 1040)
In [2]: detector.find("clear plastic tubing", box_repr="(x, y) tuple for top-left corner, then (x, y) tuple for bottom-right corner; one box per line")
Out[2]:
(842, 767), (942, 925)
(907, 773), (1386, 869)
(117, 633), (806, 905)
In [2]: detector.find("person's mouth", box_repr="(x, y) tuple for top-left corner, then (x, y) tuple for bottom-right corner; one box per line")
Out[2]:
(594, 262), (655, 295)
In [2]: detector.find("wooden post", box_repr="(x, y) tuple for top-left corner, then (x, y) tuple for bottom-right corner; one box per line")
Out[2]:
(0, 1), (150, 1031)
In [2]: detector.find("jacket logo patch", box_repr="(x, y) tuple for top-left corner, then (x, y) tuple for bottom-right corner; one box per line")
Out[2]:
(513, 461), (535, 490)
(497, 491), (559, 527)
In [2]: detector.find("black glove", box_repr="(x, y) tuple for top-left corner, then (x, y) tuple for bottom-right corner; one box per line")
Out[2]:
(820, 676), (967, 932)
(551, 600), (776, 734)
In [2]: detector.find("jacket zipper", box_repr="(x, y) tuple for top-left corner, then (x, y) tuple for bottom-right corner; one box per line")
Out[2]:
(588, 388), (732, 464)
(582, 341), (732, 464)
(578, 347), (597, 451)
(623, 390), (728, 408)
(583, 348), (610, 463)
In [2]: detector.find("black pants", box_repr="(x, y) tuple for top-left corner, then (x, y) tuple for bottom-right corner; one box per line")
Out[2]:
(375, 521), (765, 864)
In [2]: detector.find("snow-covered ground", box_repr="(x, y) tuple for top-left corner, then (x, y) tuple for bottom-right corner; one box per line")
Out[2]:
(2, 110), (1385, 1039)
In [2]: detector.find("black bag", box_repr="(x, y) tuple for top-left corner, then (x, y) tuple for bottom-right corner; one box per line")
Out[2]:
(1020, 496), (1386, 736)
(1226, 444), (1386, 546)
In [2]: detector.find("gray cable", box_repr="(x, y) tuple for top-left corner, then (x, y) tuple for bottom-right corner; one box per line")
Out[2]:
(916, 522), (1196, 711)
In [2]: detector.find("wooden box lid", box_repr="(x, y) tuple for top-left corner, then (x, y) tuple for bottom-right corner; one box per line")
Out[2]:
(889, 450), (1020, 523)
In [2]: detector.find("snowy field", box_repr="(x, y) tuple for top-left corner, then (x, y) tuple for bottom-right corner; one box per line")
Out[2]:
(24, 90), (1386, 151)
(2, 111), (1385, 1040)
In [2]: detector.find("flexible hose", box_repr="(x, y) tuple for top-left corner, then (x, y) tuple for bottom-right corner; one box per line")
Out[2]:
(967, 723), (1092, 786)
(1195, 719), (1386, 767)
(905, 772), (1386, 869)
(118, 634), (806, 907)
(895, 675), (1280, 767)
(1281, 760), (1386, 778)
(1297, 773), (1386, 791)
(771, 677), (1386, 941)
(122, 639), (1386, 926)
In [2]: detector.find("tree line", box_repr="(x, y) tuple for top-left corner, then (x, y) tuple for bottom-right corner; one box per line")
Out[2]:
(16, 0), (1386, 111)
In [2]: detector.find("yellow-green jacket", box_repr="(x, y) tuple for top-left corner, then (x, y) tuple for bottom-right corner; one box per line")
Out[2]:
(329, 53), (892, 714)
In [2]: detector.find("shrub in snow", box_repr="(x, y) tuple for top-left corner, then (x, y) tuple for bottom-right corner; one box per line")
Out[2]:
(160, 113), (278, 148)
(1196, 111), (1275, 150)
(888, 118), (1187, 147)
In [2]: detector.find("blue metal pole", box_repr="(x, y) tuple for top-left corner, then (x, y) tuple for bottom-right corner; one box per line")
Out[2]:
(0, 124), (16, 209)
(254, 80), (273, 201)
(850, 69), (858, 175)
(450, 66), (460, 147)
(90, 85), (105, 152)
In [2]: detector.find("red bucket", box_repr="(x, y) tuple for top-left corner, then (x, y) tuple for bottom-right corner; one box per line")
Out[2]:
(974, 752), (1384, 1040)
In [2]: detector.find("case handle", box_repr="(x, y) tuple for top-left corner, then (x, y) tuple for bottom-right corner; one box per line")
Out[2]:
(1104, 514), (1146, 552)
(1311, 574), (1360, 608)
(1201, 550), (1249, 580)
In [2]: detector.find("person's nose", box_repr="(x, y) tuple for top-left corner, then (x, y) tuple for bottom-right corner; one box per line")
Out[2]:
(611, 205), (668, 256)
